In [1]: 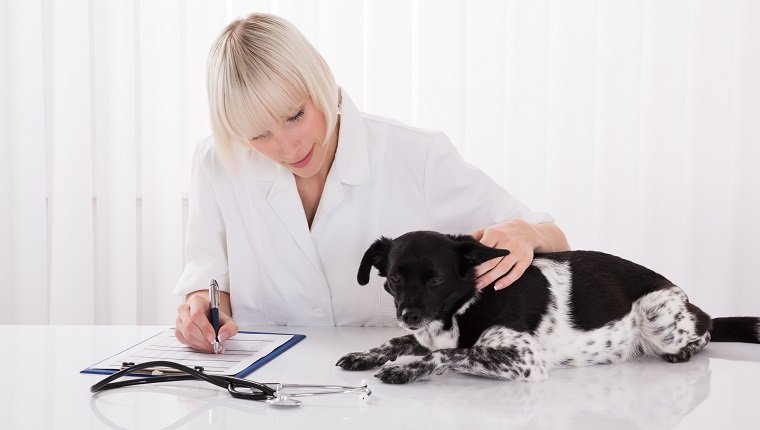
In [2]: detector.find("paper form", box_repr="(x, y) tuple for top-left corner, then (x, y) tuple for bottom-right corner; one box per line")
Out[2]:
(88, 329), (295, 376)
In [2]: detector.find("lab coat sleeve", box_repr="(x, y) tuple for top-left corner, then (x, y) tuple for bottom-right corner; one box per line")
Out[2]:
(173, 143), (230, 297)
(423, 133), (554, 234)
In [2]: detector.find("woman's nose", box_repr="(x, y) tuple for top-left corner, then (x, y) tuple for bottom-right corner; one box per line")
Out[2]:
(271, 132), (301, 159)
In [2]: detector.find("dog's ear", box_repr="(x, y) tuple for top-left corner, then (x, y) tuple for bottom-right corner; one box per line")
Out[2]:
(450, 234), (510, 274)
(357, 236), (393, 285)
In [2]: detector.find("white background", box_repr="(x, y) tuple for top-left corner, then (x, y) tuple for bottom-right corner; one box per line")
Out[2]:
(1, 0), (758, 325)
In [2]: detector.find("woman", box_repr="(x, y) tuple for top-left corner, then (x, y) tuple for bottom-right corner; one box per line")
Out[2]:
(174, 13), (570, 352)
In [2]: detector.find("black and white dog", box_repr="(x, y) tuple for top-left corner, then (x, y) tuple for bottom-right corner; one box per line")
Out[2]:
(336, 231), (760, 384)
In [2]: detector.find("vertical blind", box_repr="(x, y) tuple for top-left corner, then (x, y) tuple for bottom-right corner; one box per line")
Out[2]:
(1, 0), (758, 325)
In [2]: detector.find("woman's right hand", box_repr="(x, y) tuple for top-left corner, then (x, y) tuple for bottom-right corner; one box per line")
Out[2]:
(175, 290), (239, 353)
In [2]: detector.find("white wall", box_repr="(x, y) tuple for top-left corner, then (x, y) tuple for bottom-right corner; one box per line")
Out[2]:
(1, 0), (758, 325)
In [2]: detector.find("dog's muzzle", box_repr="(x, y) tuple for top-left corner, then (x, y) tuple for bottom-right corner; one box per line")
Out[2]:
(399, 308), (426, 330)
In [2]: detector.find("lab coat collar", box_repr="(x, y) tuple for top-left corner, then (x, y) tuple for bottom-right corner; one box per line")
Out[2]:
(332, 91), (370, 186)
(246, 89), (370, 185)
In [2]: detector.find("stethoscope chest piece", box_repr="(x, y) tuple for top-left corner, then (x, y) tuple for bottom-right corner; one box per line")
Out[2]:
(265, 395), (302, 407)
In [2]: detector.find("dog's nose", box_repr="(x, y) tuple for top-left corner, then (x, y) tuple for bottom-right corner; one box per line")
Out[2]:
(401, 309), (422, 326)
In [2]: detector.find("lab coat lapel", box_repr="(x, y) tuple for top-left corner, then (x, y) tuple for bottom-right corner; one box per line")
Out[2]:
(312, 170), (342, 229)
(266, 165), (323, 272)
(311, 91), (369, 228)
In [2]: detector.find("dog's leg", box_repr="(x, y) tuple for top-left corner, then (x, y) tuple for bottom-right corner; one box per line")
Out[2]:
(660, 302), (712, 363)
(638, 287), (712, 363)
(375, 327), (548, 384)
(336, 334), (429, 371)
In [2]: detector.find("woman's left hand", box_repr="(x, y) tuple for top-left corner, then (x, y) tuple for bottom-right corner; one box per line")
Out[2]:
(471, 219), (538, 291)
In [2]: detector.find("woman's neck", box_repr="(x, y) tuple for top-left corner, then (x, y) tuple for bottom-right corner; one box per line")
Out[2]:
(295, 116), (340, 227)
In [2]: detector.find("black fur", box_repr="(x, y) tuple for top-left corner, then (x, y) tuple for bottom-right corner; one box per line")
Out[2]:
(710, 317), (760, 343)
(455, 267), (551, 347)
(553, 251), (674, 330)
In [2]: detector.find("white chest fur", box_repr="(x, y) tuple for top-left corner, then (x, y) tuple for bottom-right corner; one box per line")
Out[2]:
(413, 294), (480, 351)
(413, 320), (460, 350)
(411, 295), (480, 350)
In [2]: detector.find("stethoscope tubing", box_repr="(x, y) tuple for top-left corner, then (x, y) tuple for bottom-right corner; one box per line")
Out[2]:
(90, 360), (277, 401)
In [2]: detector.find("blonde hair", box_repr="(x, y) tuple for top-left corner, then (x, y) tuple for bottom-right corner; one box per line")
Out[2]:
(206, 13), (339, 169)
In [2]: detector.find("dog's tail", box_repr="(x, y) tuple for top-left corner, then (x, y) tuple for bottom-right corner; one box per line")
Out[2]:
(709, 317), (760, 343)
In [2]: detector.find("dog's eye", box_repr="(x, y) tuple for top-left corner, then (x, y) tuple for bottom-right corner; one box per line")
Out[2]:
(389, 274), (401, 284)
(427, 277), (443, 286)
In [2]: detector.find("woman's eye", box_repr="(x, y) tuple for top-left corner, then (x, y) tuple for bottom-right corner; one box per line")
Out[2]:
(249, 132), (270, 142)
(427, 277), (443, 286)
(389, 275), (401, 284)
(287, 108), (305, 122)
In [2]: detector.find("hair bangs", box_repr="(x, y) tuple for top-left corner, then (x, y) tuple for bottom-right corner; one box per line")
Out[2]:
(226, 58), (309, 142)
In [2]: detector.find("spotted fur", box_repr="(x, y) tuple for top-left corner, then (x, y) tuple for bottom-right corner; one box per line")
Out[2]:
(338, 231), (760, 384)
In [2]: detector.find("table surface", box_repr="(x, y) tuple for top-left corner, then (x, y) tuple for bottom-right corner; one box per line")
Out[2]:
(1, 325), (758, 430)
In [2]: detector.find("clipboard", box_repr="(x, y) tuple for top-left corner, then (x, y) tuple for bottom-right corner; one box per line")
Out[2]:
(81, 328), (305, 378)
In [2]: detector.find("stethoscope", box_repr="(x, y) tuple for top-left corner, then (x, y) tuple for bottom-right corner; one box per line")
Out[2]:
(90, 360), (371, 407)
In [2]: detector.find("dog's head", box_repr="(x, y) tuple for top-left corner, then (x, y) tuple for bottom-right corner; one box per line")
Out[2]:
(357, 231), (509, 330)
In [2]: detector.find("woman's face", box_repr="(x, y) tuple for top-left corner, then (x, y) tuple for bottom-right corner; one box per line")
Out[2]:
(248, 98), (334, 179)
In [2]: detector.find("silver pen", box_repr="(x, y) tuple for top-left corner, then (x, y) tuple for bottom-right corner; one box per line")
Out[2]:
(209, 279), (221, 354)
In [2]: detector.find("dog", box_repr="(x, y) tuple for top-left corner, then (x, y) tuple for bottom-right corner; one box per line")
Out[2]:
(336, 231), (760, 384)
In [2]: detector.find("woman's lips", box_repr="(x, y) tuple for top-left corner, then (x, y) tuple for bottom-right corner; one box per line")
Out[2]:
(288, 146), (314, 169)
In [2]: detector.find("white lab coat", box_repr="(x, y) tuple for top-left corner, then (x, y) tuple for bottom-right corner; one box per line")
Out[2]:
(174, 91), (553, 327)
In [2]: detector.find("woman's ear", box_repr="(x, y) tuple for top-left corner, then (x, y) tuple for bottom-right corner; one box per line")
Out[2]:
(450, 234), (510, 275)
(357, 236), (393, 285)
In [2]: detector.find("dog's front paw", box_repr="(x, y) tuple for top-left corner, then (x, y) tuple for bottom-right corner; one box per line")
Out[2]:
(374, 364), (425, 384)
(336, 352), (389, 371)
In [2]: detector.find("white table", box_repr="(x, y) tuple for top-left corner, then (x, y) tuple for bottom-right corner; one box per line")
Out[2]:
(1, 325), (758, 429)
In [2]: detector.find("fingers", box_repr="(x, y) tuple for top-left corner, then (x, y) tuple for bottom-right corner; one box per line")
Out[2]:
(475, 255), (517, 290)
(493, 259), (530, 290)
(470, 228), (485, 241)
(475, 253), (532, 291)
(217, 312), (239, 342)
(174, 318), (190, 344)
(473, 228), (497, 248)
(474, 255), (503, 279)
(473, 229), (503, 281)
(472, 221), (539, 291)
(175, 294), (241, 354)
(175, 299), (215, 353)
(189, 301), (218, 345)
